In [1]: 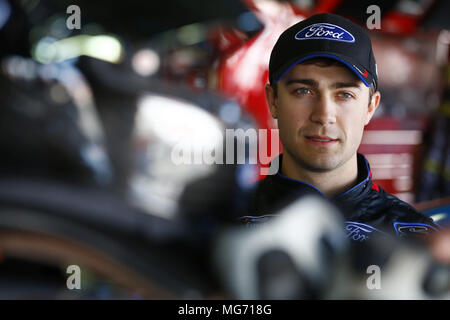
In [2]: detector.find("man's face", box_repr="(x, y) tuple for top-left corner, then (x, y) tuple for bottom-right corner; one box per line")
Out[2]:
(266, 62), (380, 172)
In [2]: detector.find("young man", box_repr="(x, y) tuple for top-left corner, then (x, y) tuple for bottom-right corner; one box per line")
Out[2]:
(244, 13), (439, 242)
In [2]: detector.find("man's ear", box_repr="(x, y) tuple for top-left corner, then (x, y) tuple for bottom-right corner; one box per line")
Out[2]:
(365, 90), (381, 125)
(265, 83), (278, 119)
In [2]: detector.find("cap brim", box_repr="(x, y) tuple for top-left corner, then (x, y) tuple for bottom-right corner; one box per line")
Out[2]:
(273, 53), (373, 87)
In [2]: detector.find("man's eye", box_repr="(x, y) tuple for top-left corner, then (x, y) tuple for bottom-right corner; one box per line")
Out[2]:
(338, 92), (354, 99)
(294, 88), (311, 95)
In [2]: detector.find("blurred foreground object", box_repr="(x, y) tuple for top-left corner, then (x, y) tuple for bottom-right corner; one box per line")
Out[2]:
(0, 52), (257, 298)
(0, 0), (258, 298)
(214, 196), (349, 299)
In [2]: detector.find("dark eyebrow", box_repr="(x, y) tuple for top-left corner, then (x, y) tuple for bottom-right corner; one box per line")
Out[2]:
(283, 78), (362, 90)
(284, 79), (318, 88)
(331, 82), (362, 90)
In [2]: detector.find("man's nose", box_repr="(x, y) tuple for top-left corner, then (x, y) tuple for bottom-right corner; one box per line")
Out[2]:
(309, 96), (337, 125)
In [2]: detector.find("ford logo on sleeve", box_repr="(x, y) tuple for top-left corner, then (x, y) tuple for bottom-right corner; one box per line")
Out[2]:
(295, 23), (355, 43)
(393, 222), (439, 238)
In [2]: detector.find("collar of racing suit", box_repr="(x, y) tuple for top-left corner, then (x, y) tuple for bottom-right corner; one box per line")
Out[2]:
(271, 152), (378, 219)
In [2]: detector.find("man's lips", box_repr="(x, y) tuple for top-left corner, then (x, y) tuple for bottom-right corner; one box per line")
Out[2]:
(305, 135), (339, 145)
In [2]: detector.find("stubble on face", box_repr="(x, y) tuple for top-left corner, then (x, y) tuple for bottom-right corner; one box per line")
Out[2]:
(285, 126), (365, 176)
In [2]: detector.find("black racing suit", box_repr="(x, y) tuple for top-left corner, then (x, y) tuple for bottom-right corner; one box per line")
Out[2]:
(242, 153), (440, 243)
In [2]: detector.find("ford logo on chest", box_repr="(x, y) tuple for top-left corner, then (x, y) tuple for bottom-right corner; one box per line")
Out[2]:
(295, 23), (355, 43)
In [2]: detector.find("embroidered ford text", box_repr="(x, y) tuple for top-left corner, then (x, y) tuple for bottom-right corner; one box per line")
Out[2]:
(345, 221), (386, 242)
(294, 23), (355, 43)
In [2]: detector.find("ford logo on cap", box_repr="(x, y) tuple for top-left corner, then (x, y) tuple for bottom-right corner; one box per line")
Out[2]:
(295, 23), (355, 43)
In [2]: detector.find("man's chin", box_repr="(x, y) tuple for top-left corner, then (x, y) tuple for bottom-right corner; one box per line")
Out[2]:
(297, 155), (342, 172)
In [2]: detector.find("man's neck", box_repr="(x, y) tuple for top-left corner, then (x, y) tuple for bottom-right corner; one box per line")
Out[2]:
(280, 153), (359, 198)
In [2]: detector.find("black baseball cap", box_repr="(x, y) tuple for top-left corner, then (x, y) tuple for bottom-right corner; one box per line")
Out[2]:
(269, 13), (378, 90)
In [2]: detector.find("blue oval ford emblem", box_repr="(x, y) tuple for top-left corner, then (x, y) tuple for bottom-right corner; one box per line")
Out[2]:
(295, 23), (355, 43)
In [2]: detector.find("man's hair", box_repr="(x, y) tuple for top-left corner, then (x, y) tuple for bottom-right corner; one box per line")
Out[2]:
(270, 58), (375, 105)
